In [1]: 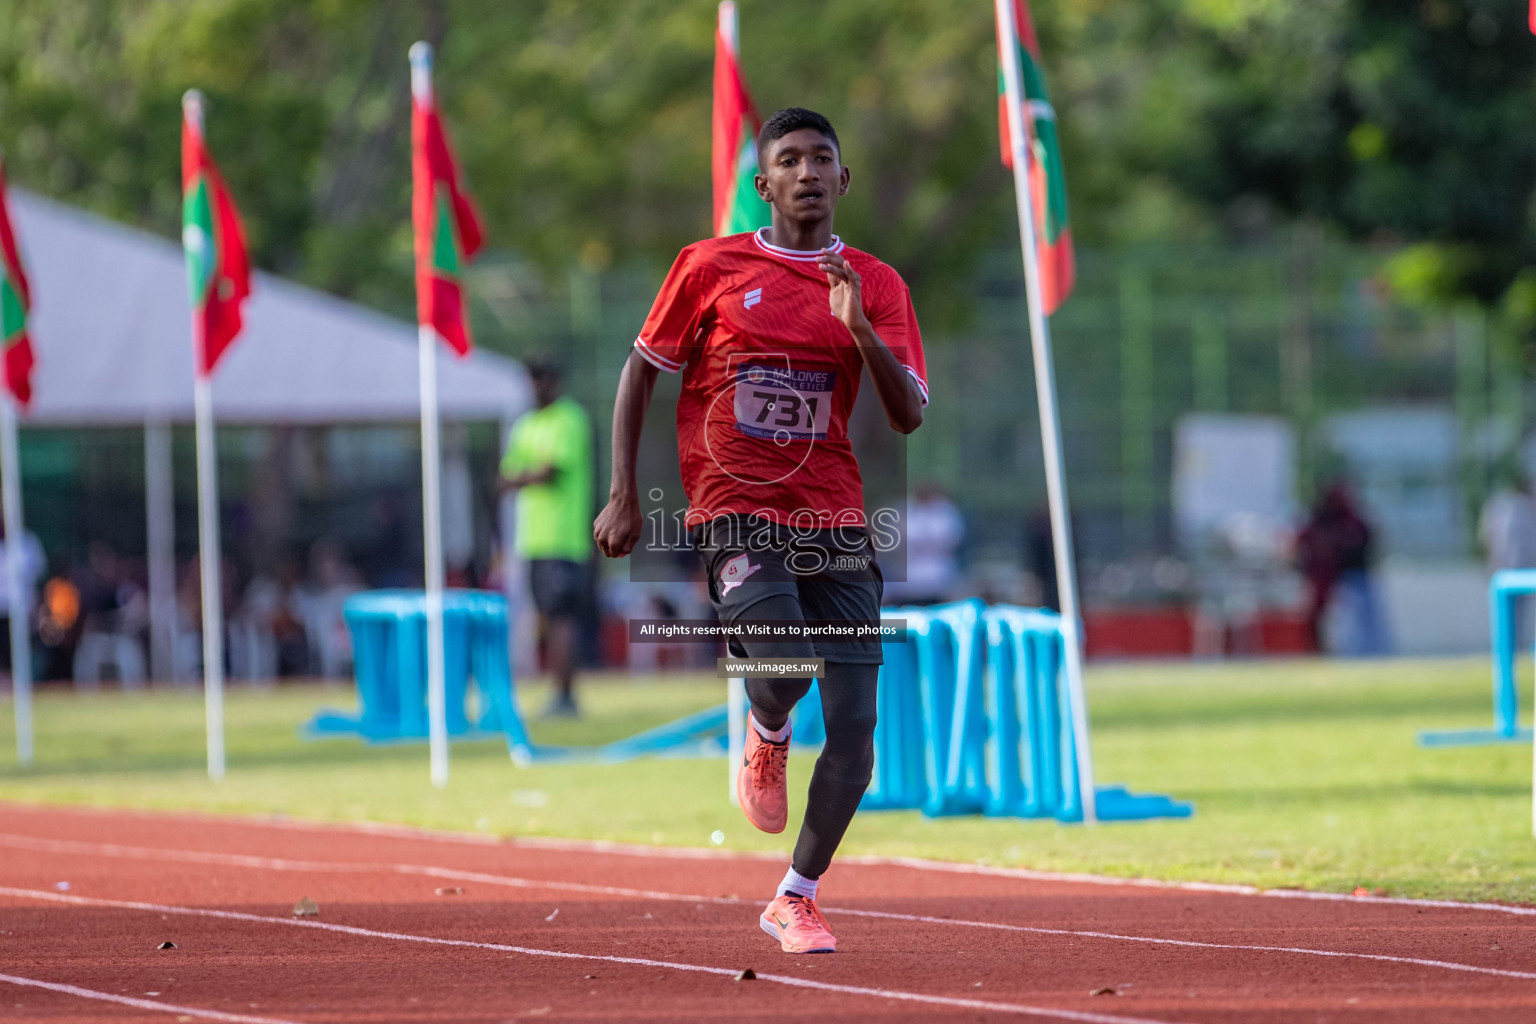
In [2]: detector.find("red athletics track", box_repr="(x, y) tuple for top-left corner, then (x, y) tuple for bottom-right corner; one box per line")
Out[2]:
(2, 804), (1536, 1023)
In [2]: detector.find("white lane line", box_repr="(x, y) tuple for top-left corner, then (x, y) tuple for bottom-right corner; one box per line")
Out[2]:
(6, 833), (1535, 983)
(839, 854), (1536, 919)
(14, 802), (1534, 919)
(0, 886), (1183, 1024)
(838, 907), (1536, 982)
(1, 833), (706, 898)
(0, 972), (303, 1024)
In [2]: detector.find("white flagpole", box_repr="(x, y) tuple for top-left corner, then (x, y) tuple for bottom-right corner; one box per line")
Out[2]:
(718, 1), (743, 799)
(720, 1), (738, 55)
(0, 146), (33, 766)
(184, 90), (226, 783)
(995, 0), (1096, 823)
(193, 376), (225, 781)
(1, 396), (31, 766)
(411, 41), (450, 789)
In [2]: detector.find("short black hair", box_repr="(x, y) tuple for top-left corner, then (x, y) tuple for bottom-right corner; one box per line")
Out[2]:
(525, 357), (563, 383)
(757, 108), (840, 168)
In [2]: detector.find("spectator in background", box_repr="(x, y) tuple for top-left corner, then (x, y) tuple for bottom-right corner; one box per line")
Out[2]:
(1025, 504), (1060, 612)
(74, 542), (148, 687)
(361, 494), (412, 588)
(499, 359), (592, 718)
(234, 555), (308, 679)
(174, 555), (205, 680)
(887, 484), (964, 606)
(1023, 504), (1087, 613)
(269, 557), (311, 675)
(0, 521), (45, 678)
(294, 538), (362, 680)
(1296, 481), (1387, 656)
(38, 568), (81, 681)
(172, 553), (239, 682)
(1479, 472), (1536, 572)
(1479, 471), (1536, 647)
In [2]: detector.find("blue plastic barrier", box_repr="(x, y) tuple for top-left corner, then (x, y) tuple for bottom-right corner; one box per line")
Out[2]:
(304, 589), (533, 755)
(605, 601), (1191, 822)
(307, 589), (728, 765)
(861, 601), (1192, 822)
(1420, 569), (1536, 747)
(518, 599), (1190, 821)
(307, 592), (1191, 824)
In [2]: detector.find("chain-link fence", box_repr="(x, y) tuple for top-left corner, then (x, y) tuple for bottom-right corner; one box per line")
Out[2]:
(29, 234), (1513, 603)
(471, 232), (1518, 590)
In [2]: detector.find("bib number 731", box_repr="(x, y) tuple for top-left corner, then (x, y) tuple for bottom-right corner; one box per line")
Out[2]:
(733, 364), (835, 441)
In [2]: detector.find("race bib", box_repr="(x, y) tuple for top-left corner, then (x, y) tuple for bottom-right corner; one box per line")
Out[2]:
(733, 363), (835, 441)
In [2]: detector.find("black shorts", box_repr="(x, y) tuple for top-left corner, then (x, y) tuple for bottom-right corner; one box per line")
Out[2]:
(694, 516), (884, 665)
(528, 558), (586, 619)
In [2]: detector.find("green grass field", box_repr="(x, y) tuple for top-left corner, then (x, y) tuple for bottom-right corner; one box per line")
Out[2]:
(2, 658), (1533, 904)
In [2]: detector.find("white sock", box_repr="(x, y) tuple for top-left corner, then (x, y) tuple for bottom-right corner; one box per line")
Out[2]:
(752, 716), (791, 744)
(777, 867), (818, 901)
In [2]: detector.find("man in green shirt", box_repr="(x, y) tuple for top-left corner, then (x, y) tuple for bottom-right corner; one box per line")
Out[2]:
(500, 360), (593, 717)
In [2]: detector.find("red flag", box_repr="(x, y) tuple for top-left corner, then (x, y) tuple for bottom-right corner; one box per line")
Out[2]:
(181, 102), (251, 378)
(1530, 0), (1535, 34)
(997, 0), (1075, 314)
(0, 155), (36, 407)
(412, 81), (485, 357)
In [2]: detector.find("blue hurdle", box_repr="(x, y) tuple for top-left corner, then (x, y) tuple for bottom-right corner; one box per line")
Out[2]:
(860, 601), (1191, 822)
(307, 589), (731, 765)
(1419, 568), (1536, 747)
(311, 591), (1191, 822)
(304, 589), (534, 756)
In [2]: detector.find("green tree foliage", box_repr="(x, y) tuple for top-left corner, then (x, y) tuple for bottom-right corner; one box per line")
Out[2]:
(0, 0), (1032, 324)
(1096, 0), (1536, 310)
(2, 0), (1533, 335)
(0, 0), (424, 312)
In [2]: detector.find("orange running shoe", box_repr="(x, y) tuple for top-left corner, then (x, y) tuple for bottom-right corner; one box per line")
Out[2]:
(759, 893), (837, 953)
(736, 714), (789, 834)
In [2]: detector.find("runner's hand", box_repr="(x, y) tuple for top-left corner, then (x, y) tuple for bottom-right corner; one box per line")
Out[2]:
(818, 249), (870, 337)
(594, 495), (644, 559)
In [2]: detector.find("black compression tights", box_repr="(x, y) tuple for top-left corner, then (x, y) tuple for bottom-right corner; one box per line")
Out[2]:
(737, 596), (879, 880)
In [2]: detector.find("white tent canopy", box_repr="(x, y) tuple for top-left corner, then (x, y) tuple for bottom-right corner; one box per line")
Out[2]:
(12, 189), (531, 425)
(7, 189), (533, 686)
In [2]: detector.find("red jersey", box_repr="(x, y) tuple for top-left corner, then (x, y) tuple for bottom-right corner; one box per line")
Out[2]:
(634, 229), (927, 529)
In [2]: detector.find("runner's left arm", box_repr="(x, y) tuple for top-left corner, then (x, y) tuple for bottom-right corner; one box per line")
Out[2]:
(818, 249), (923, 434)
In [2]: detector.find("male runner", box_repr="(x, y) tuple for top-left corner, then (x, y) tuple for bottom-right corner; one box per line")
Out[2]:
(501, 360), (593, 717)
(594, 107), (927, 954)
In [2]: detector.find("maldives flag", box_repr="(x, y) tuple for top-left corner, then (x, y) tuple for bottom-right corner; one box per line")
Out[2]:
(996, 0), (1075, 315)
(182, 102), (251, 379)
(0, 155), (35, 407)
(413, 84), (485, 357)
(712, 1), (771, 237)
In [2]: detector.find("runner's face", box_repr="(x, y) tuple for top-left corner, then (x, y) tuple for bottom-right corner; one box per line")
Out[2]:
(756, 129), (849, 224)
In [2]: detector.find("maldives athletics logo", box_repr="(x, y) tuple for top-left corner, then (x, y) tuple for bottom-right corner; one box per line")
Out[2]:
(699, 354), (835, 491)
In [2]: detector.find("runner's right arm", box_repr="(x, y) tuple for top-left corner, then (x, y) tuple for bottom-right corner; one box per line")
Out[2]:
(593, 349), (660, 558)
